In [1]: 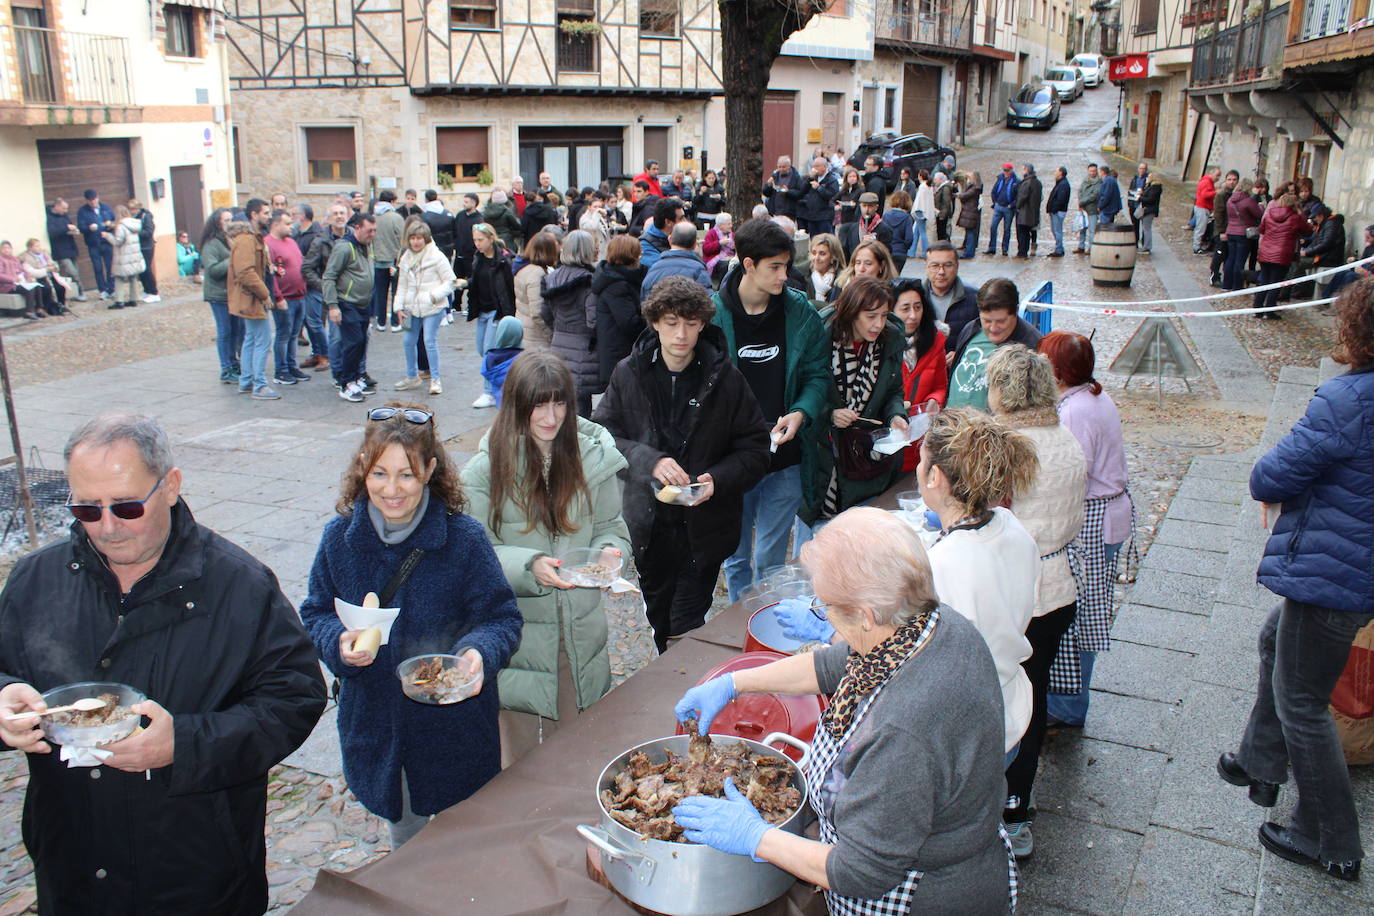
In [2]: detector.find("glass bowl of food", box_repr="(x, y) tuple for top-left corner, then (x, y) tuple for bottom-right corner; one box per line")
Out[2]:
(555, 546), (624, 588)
(651, 480), (710, 507)
(39, 682), (145, 748)
(397, 654), (481, 705)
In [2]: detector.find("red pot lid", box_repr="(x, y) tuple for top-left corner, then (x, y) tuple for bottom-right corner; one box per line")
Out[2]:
(674, 651), (823, 761)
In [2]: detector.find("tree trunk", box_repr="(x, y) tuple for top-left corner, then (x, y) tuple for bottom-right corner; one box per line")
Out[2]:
(719, 0), (819, 225)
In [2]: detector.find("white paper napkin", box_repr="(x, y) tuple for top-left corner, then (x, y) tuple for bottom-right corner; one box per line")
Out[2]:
(871, 412), (932, 455)
(334, 598), (401, 644)
(60, 745), (112, 768)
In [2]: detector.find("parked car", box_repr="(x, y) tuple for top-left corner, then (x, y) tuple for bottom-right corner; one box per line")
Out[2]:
(1006, 84), (1061, 130)
(847, 132), (957, 180)
(1071, 52), (1105, 87)
(1043, 66), (1084, 102)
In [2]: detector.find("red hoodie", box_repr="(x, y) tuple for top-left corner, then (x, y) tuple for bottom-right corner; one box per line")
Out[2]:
(1258, 204), (1312, 267)
(900, 330), (949, 471)
(1194, 173), (1216, 210)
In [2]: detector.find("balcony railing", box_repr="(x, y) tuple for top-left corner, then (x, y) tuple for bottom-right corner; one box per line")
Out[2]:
(876, 0), (974, 50)
(1181, 1), (1229, 26)
(1192, 3), (1288, 86)
(1, 25), (134, 108)
(1297, 0), (1354, 40)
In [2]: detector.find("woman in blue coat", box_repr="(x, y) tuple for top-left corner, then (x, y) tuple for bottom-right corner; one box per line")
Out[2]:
(300, 405), (522, 848)
(1219, 280), (1374, 881)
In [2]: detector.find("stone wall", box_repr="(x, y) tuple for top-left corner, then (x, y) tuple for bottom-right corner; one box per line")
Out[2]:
(1325, 67), (1374, 255)
(1120, 72), (1198, 178)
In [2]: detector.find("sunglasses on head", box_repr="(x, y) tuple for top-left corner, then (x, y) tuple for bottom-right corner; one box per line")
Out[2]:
(367, 407), (433, 425)
(66, 475), (166, 523)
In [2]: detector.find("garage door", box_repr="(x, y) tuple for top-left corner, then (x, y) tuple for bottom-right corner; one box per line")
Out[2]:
(902, 64), (942, 141)
(38, 138), (135, 290)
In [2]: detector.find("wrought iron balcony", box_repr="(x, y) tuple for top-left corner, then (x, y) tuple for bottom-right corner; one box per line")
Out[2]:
(1191, 3), (1289, 87)
(0, 25), (135, 121)
(876, 0), (974, 51)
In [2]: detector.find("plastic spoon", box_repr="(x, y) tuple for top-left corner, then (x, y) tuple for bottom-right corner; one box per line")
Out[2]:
(5, 697), (109, 721)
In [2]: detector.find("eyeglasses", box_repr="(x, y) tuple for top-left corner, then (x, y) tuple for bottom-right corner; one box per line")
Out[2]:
(807, 598), (829, 622)
(367, 407), (433, 424)
(926, 261), (956, 271)
(66, 475), (166, 523)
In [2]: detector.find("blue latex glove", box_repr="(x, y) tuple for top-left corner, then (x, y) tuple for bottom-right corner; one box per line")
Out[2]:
(773, 597), (836, 644)
(672, 777), (772, 861)
(674, 674), (736, 733)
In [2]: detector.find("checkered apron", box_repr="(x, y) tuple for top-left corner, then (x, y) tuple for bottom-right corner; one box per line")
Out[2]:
(1049, 491), (1135, 695)
(807, 614), (1019, 915)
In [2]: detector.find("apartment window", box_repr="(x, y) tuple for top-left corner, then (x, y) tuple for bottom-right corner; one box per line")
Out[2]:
(164, 4), (200, 58)
(450, 0), (497, 29)
(436, 127), (489, 180)
(884, 88), (897, 129)
(640, 0), (678, 37)
(557, 0), (599, 71)
(1135, 0), (1159, 34)
(12, 5), (55, 103)
(304, 126), (357, 183)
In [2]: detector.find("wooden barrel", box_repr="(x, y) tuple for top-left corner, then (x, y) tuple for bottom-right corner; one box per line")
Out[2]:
(1091, 223), (1137, 287)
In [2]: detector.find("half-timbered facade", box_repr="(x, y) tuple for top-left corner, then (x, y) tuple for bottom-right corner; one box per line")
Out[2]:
(226, 0), (722, 205)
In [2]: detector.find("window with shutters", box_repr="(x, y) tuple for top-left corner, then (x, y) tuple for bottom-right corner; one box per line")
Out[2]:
(164, 5), (201, 58)
(450, 0), (497, 29)
(436, 127), (490, 180)
(1135, 0), (1159, 34)
(640, 0), (679, 37)
(303, 126), (358, 184)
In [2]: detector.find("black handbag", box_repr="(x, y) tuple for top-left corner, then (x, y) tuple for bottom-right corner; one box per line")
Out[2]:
(834, 426), (895, 482)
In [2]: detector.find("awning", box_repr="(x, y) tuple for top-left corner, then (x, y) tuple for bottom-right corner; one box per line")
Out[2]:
(164, 0), (225, 11)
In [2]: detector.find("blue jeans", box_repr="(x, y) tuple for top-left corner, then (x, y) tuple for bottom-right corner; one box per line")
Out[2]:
(207, 300), (244, 373)
(326, 311), (343, 382)
(404, 313), (444, 380)
(961, 221), (980, 259)
(1224, 237), (1249, 290)
(1047, 540), (1121, 724)
(908, 216), (929, 259)
(371, 266), (397, 325)
(1139, 214), (1155, 252)
(336, 302), (371, 386)
(272, 299), (306, 376)
(238, 317), (272, 391)
(988, 204), (1013, 252)
(723, 464), (804, 602)
(303, 289), (328, 357)
(1079, 212), (1097, 250)
(474, 311), (495, 394)
(1238, 599), (1374, 863)
(88, 241), (113, 295)
(1049, 211), (1066, 254)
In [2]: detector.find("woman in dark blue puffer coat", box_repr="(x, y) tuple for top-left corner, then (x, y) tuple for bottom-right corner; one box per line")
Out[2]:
(300, 405), (522, 849)
(1219, 279), (1374, 881)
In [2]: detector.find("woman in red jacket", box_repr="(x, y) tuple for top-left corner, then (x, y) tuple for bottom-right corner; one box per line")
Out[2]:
(891, 278), (947, 471)
(1255, 193), (1312, 321)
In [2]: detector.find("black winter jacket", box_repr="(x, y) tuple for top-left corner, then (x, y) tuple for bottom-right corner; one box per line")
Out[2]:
(763, 169), (807, 218)
(541, 264), (601, 395)
(46, 208), (79, 261)
(1305, 215), (1346, 262)
(453, 209), (484, 265)
(421, 210), (458, 256)
(0, 501), (326, 916)
(520, 201), (560, 243)
(593, 262), (648, 387)
(136, 210), (155, 248)
(302, 229), (343, 292)
(797, 171), (840, 224)
(1046, 177), (1071, 214)
(1015, 176), (1043, 228)
(593, 326), (771, 570)
(468, 249), (515, 319)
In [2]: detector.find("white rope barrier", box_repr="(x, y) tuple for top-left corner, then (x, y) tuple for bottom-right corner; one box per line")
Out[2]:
(1018, 254), (1371, 317)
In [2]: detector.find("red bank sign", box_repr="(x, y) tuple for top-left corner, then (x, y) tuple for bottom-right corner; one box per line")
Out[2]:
(1108, 54), (1149, 80)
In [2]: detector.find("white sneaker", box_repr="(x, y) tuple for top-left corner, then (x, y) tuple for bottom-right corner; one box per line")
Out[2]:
(142, 294), (161, 303)
(389, 322), (404, 333)
(441, 311), (454, 326)
(394, 377), (422, 391)
(339, 381), (365, 403)
(471, 393), (496, 408)
(429, 379), (443, 395)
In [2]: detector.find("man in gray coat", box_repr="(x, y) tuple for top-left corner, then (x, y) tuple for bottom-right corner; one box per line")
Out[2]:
(370, 189), (406, 331)
(1014, 164), (1043, 258)
(1075, 163), (1102, 253)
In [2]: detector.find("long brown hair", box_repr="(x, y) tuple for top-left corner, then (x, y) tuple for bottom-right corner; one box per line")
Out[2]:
(829, 275), (894, 343)
(336, 402), (466, 516)
(486, 351), (589, 537)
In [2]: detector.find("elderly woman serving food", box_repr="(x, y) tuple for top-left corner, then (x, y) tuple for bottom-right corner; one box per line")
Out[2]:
(673, 507), (1016, 914)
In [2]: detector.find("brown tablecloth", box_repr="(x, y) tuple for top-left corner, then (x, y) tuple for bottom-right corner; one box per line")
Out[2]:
(291, 617), (826, 916)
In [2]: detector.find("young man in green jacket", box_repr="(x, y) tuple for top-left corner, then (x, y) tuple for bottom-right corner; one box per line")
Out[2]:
(711, 218), (831, 601)
(322, 213), (376, 402)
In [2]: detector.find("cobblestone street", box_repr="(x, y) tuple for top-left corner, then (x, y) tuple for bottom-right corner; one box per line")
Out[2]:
(0, 89), (1352, 914)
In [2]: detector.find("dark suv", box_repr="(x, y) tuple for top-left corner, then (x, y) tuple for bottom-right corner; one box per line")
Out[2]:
(847, 132), (956, 178)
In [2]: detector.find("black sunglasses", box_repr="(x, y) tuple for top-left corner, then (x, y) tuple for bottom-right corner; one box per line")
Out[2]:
(367, 407), (433, 424)
(67, 475), (166, 523)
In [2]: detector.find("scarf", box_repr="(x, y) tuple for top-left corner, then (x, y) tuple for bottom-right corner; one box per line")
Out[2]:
(821, 608), (937, 742)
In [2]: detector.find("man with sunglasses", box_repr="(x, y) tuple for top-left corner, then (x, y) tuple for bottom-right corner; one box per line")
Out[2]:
(0, 413), (325, 915)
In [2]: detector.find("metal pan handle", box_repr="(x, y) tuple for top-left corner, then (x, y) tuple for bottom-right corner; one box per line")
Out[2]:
(760, 731), (811, 768)
(576, 824), (656, 885)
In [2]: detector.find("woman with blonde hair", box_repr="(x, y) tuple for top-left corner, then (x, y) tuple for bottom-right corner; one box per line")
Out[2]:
(394, 219), (457, 395)
(299, 404), (522, 847)
(835, 239), (896, 290)
(467, 221), (516, 408)
(917, 408), (1040, 759)
(985, 344), (1087, 859)
(808, 232), (844, 305)
(102, 204), (146, 311)
(515, 232), (560, 349)
(462, 351), (630, 763)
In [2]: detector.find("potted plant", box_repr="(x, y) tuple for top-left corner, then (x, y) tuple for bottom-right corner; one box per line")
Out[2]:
(558, 19), (603, 36)
(1197, 22), (1216, 37)
(475, 168), (494, 187)
(1243, 0), (1263, 20)
(436, 171), (455, 191)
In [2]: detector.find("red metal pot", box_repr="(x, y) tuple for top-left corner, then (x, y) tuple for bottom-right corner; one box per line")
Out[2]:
(675, 650), (824, 761)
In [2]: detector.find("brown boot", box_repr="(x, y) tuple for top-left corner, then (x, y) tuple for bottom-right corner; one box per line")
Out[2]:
(301, 354), (322, 369)
(312, 356), (331, 372)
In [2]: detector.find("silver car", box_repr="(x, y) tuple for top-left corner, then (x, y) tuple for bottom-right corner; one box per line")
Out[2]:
(1043, 66), (1084, 102)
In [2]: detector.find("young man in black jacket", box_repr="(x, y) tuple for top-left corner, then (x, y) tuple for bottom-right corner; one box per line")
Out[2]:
(593, 277), (771, 651)
(1045, 167), (1071, 257)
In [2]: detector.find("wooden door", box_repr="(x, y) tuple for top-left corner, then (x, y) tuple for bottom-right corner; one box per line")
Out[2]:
(1144, 90), (1161, 160)
(37, 138), (134, 290)
(762, 91), (797, 173)
(169, 165), (204, 239)
(822, 92), (842, 154)
(643, 126), (671, 173)
(902, 64), (942, 140)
